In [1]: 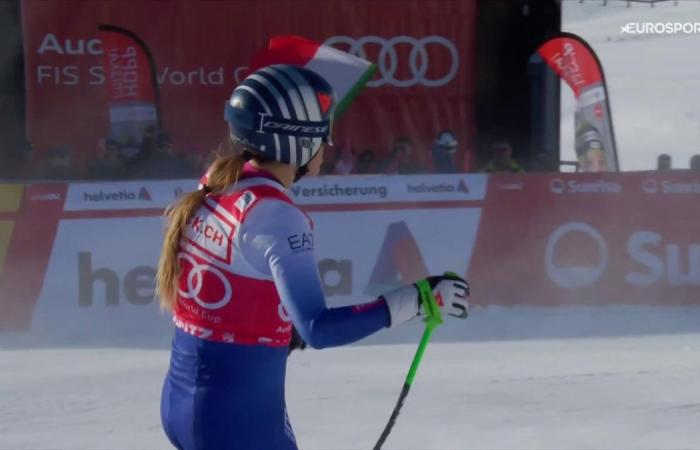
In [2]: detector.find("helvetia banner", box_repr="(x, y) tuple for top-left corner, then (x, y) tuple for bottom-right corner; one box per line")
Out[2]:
(537, 33), (618, 172)
(98, 25), (160, 151)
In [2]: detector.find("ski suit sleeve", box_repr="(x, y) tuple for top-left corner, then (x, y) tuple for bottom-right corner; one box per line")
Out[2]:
(239, 199), (390, 349)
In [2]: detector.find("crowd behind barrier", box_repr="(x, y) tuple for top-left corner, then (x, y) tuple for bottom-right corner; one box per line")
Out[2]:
(3, 117), (700, 181)
(0, 128), (541, 182)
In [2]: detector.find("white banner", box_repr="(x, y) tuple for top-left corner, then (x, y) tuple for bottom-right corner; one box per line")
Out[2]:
(64, 180), (196, 211)
(287, 174), (487, 204)
(64, 175), (488, 211)
(31, 204), (482, 337)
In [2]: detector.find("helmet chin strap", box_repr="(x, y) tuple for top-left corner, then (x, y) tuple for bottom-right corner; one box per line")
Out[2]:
(293, 146), (323, 183)
(293, 164), (309, 183)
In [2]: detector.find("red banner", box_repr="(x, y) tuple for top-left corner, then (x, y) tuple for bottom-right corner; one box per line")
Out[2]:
(2, 172), (700, 332)
(98, 25), (159, 150)
(470, 172), (700, 306)
(537, 33), (619, 172)
(21, 0), (476, 168)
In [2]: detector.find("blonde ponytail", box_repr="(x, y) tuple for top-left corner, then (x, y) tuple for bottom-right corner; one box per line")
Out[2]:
(156, 140), (248, 310)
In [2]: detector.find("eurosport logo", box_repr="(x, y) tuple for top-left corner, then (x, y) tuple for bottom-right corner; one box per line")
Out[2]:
(178, 253), (232, 310)
(324, 35), (459, 88)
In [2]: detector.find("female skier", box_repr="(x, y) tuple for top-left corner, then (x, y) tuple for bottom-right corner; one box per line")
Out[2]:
(156, 64), (470, 450)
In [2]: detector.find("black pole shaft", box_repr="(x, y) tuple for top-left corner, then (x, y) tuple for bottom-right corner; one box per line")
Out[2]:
(373, 383), (411, 450)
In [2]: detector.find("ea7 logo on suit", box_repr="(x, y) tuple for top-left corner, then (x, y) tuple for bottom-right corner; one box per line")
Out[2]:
(288, 233), (313, 252)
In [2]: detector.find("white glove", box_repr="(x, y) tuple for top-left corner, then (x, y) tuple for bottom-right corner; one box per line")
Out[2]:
(382, 273), (470, 327)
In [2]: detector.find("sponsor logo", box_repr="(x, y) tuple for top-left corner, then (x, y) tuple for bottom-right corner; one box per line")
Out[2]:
(549, 179), (621, 194)
(545, 222), (608, 289)
(660, 180), (700, 194)
(275, 324), (293, 333)
(548, 41), (586, 90)
(324, 35), (459, 88)
(549, 178), (566, 194)
(641, 179), (700, 195)
(641, 178), (659, 194)
(188, 215), (227, 247)
(138, 187), (151, 200)
(625, 232), (700, 286)
(406, 180), (470, 194)
(173, 316), (213, 339)
(545, 223), (700, 289)
(82, 187), (152, 202)
(277, 304), (291, 322)
(30, 192), (62, 201)
(183, 218), (234, 264)
(287, 232), (313, 252)
(290, 183), (388, 199)
(38, 33), (103, 55)
(77, 252), (155, 307)
(235, 191), (256, 213)
(177, 253), (232, 310)
(259, 118), (328, 134)
(364, 220), (429, 295)
(498, 182), (524, 191)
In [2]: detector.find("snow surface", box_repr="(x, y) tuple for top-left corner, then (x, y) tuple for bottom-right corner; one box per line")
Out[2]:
(562, 0), (700, 171)
(2, 308), (700, 450)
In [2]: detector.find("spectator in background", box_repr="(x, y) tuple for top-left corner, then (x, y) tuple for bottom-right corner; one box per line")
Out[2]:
(38, 146), (81, 180)
(133, 131), (197, 179)
(320, 161), (336, 175)
(527, 151), (559, 172)
(354, 149), (377, 174)
(0, 144), (32, 180)
(382, 136), (426, 174)
(431, 130), (460, 173)
(481, 140), (524, 173)
(657, 153), (672, 171)
(690, 154), (700, 171)
(87, 138), (126, 180)
(333, 145), (355, 175)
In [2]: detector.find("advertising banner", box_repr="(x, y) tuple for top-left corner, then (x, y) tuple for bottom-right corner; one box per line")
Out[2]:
(98, 24), (160, 151)
(470, 172), (700, 306)
(537, 33), (619, 172)
(3, 172), (700, 336)
(21, 0), (476, 167)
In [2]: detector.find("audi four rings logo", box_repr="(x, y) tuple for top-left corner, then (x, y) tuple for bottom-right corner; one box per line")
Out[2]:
(233, 36), (460, 87)
(178, 253), (233, 310)
(324, 35), (459, 88)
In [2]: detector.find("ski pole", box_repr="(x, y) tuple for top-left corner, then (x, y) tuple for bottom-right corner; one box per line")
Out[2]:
(373, 277), (444, 450)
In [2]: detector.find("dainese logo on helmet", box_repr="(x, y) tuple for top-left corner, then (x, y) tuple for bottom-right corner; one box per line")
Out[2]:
(261, 121), (329, 134)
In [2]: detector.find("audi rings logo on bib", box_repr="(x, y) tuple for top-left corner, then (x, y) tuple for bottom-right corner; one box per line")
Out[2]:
(178, 253), (233, 310)
(324, 35), (460, 88)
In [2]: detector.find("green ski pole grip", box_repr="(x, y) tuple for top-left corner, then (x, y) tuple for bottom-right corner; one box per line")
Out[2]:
(415, 279), (443, 328)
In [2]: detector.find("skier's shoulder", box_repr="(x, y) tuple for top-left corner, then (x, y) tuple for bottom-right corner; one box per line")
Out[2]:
(226, 179), (309, 235)
(210, 177), (298, 222)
